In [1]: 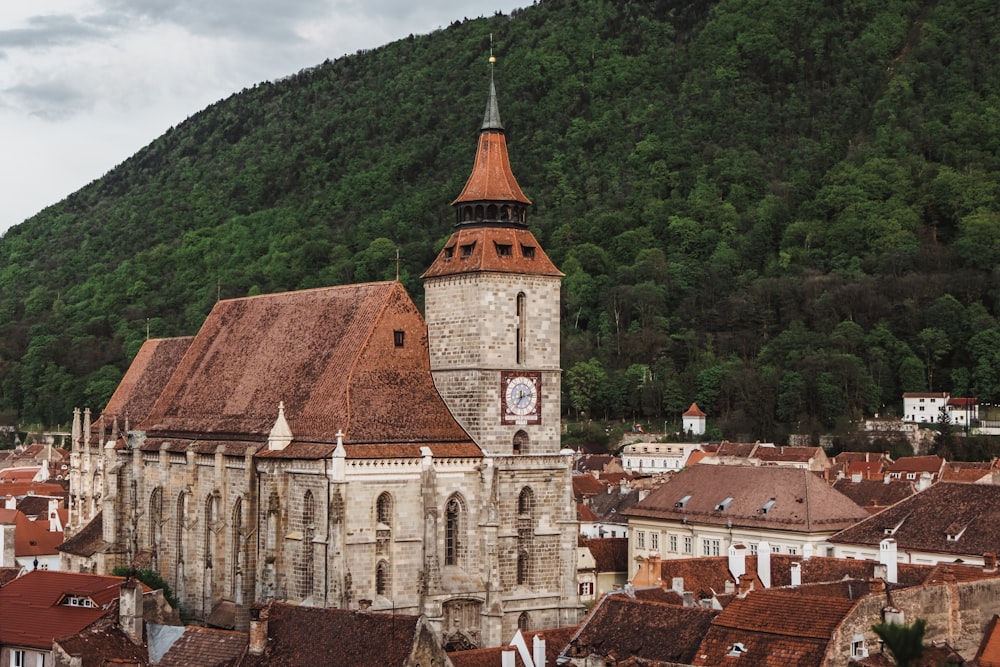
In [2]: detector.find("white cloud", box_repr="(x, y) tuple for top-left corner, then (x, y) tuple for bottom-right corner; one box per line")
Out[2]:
(0, 1), (524, 234)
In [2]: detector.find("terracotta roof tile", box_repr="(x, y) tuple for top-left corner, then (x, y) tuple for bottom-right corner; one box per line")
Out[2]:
(975, 614), (1000, 666)
(158, 626), (246, 667)
(0, 507), (65, 557)
(451, 129), (530, 205)
(236, 602), (434, 667)
(132, 283), (476, 453)
(830, 482), (1000, 556)
(573, 474), (607, 499)
(683, 403), (706, 417)
(582, 537), (629, 572)
(562, 594), (716, 664)
(422, 226), (562, 278)
(754, 445), (824, 463)
(832, 478), (916, 513)
(57, 512), (105, 557)
(886, 455), (945, 474)
(53, 613), (149, 667)
(624, 465), (869, 531)
(578, 503), (600, 522)
(101, 337), (193, 429)
(0, 570), (134, 649)
(449, 627), (577, 667)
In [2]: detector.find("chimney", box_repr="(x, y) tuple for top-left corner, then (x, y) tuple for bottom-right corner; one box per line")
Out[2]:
(502, 649), (516, 667)
(728, 543), (747, 581)
(757, 542), (771, 588)
(738, 573), (754, 597)
(790, 561), (801, 587)
(917, 471), (933, 492)
(870, 578), (885, 594)
(882, 607), (905, 625)
(671, 577), (684, 594)
(533, 634), (546, 667)
(985, 552), (997, 573)
(118, 580), (143, 646)
(802, 543), (813, 561)
(0, 524), (15, 568)
(48, 498), (61, 532)
(851, 472), (862, 483)
(249, 604), (269, 656)
(879, 538), (898, 584)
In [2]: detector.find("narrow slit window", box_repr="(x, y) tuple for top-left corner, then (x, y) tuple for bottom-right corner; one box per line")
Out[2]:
(516, 292), (526, 364)
(393, 330), (405, 348)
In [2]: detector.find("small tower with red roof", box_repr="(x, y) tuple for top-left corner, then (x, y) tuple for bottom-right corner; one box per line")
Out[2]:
(682, 402), (707, 436)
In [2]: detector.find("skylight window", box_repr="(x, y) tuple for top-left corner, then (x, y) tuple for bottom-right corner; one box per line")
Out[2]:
(675, 495), (691, 508)
(760, 499), (776, 514)
(715, 497), (734, 511)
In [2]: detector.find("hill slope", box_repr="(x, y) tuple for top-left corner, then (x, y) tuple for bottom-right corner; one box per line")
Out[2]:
(1, 0), (999, 441)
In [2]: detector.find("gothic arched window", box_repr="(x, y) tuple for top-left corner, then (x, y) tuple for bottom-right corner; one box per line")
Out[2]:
(445, 495), (464, 566)
(376, 560), (391, 597)
(376, 492), (392, 526)
(516, 292), (526, 364)
(518, 487), (534, 518)
(513, 430), (529, 456)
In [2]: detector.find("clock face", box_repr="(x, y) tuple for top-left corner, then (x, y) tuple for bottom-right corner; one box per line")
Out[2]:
(501, 372), (542, 424)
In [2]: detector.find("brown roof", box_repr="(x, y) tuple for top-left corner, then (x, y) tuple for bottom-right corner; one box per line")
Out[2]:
(53, 612), (149, 667)
(975, 614), (1000, 667)
(691, 590), (856, 666)
(886, 455), (945, 474)
(422, 226), (562, 278)
(832, 478), (916, 513)
(57, 512), (106, 557)
(714, 441), (758, 458)
(754, 445), (824, 463)
(236, 602), (435, 666)
(158, 626), (246, 667)
(0, 507), (64, 557)
(624, 465), (870, 532)
(136, 282), (476, 452)
(577, 503), (599, 522)
(582, 538), (629, 572)
(448, 627), (577, 667)
(562, 594), (717, 665)
(831, 482), (1000, 556)
(101, 337), (194, 428)
(451, 125), (530, 206)
(573, 474), (607, 499)
(941, 459), (997, 483)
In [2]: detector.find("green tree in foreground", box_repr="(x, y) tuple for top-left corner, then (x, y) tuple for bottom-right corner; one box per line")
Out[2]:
(871, 618), (926, 667)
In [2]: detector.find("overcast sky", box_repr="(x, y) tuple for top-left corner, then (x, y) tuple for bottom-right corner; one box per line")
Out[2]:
(0, 0), (525, 235)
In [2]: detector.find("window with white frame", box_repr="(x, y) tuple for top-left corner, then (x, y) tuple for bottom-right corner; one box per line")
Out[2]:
(651, 532), (659, 551)
(702, 538), (720, 557)
(579, 582), (594, 596)
(683, 536), (692, 554)
(12, 650), (26, 667)
(787, 546), (798, 555)
(669, 534), (678, 552)
(851, 634), (868, 658)
(771, 544), (781, 554)
(749, 543), (758, 555)
(638, 531), (646, 549)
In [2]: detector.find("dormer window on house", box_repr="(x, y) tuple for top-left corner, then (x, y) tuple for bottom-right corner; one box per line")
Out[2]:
(946, 521), (969, 542)
(495, 242), (513, 257)
(760, 499), (776, 514)
(461, 243), (476, 258)
(443, 245), (455, 259)
(727, 642), (747, 657)
(715, 497), (734, 511)
(521, 244), (535, 259)
(675, 495), (691, 508)
(394, 330), (405, 348)
(61, 595), (96, 608)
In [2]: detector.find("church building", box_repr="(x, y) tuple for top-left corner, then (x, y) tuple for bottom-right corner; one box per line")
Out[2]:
(60, 71), (580, 648)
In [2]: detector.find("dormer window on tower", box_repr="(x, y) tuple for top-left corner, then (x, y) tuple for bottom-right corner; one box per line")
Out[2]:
(521, 244), (535, 259)
(461, 243), (476, 258)
(495, 242), (513, 257)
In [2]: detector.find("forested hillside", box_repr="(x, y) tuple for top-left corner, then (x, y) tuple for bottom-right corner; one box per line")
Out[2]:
(1, 0), (998, 442)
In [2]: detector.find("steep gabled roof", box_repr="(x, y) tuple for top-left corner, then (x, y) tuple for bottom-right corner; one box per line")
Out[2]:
(582, 537), (629, 572)
(830, 482), (1000, 556)
(832, 478), (915, 513)
(624, 465), (869, 532)
(134, 282), (476, 454)
(101, 336), (194, 429)
(53, 611), (149, 667)
(448, 627), (577, 667)
(56, 512), (105, 557)
(886, 455), (945, 475)
(421, 226), (561, 278)
(157, 625), (246, 667)
(0, 507), (64, 557)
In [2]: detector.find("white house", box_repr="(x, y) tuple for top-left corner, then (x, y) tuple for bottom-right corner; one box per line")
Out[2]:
(903, 392), (979, 424)
(682, 403), (706, 436)
(621, 441), (702, 473)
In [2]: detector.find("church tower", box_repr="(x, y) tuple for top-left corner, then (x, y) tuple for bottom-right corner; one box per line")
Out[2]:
(423, 70), (563, 456)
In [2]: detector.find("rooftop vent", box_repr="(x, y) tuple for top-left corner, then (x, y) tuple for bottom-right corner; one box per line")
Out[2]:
(727, 642), (747, 657)
(675, 495), (692, 508)
(760, 499), (776, 514)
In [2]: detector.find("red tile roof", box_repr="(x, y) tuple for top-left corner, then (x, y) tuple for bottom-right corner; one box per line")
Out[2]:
(582, 538), (629, 572)
(691, 590), (857, 666)
(0, 570), (134, 649)
(578, 503), (600, 522)
(100, 337), (194, 430)
(624, 465), (870, 532)
(0, 507), (64, 557)
(832, 478), (915, 513)
(422, 226), (562, 278)
(57, 512), (105, 557)
(975, 614), (1000, 667)
(886, 455), (945, 474)
(683, 403), (706, 417)
(134, 283), (476, 453)
(451, 128), (530, 206)
(573, 474), (607, 499)
(754, 445), (824, 463)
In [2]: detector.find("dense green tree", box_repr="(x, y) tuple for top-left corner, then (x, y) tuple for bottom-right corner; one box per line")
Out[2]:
(871, 619), (926, 667)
